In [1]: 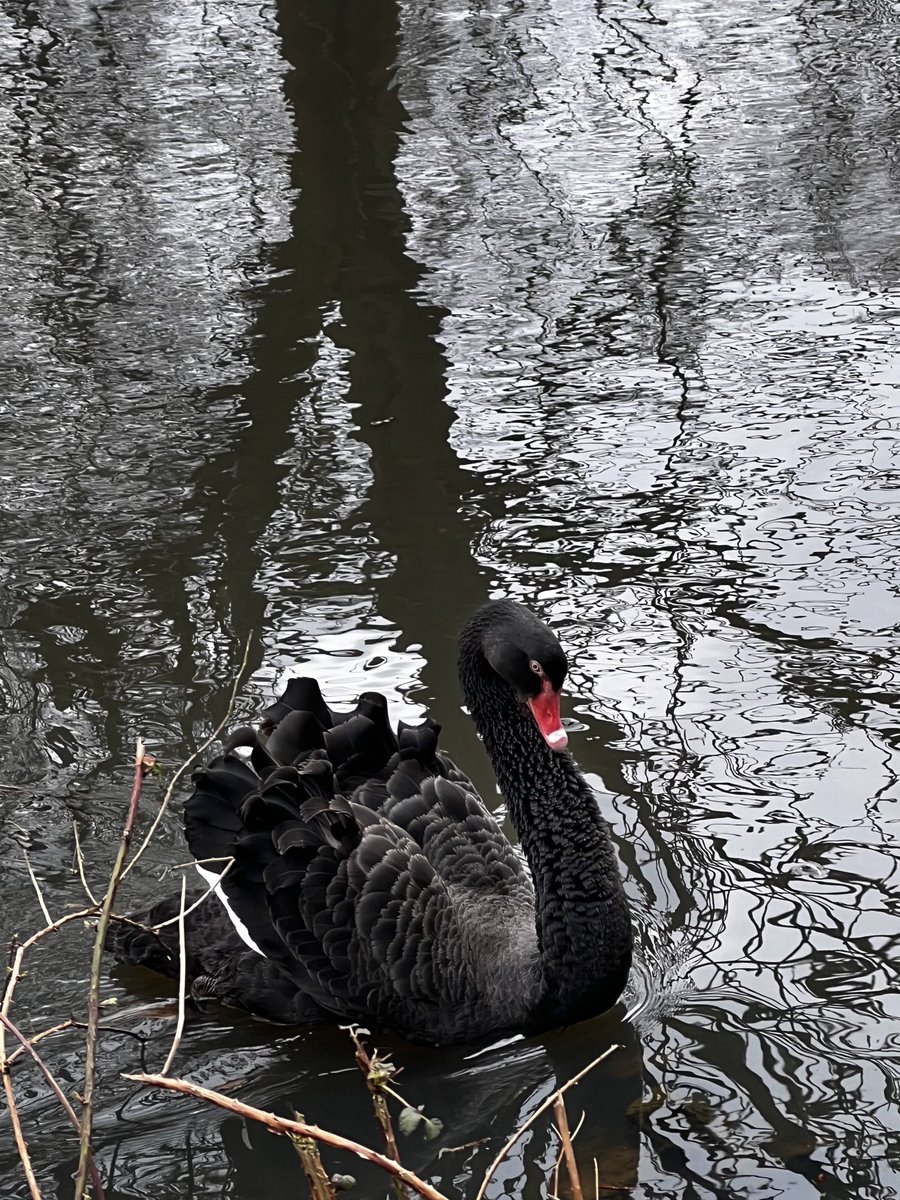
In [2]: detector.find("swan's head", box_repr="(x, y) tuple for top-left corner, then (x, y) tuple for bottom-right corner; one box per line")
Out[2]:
(474, 601), (569, 752)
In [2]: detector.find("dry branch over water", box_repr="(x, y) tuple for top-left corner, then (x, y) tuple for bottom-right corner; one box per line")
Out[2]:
(73, 737), (152, 1200)
(122, 1072), (452, 1200)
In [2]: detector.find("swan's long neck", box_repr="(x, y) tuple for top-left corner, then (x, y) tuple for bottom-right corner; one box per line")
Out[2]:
(462, 656), (632, 1027)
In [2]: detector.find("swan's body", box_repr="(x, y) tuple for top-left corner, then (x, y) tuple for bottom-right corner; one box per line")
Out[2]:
(109, 601), (632, 1045)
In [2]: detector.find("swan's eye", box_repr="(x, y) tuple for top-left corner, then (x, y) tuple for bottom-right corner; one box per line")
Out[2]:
(529, 659), (542, 675)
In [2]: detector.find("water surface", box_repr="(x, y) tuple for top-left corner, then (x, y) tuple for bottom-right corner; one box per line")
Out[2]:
(2, 0), (900, 1196)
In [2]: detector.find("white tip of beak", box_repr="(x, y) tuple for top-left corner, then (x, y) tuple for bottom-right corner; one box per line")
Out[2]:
(546, 728), (568, 751)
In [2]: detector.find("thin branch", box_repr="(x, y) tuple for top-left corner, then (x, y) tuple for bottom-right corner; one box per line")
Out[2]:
(475, 1044), (620, 1200)
(73, 739), (148, 1200)
(569, 1110), (586, 1142)
(162, 855), (236, 873)
(0, 1013), (105, 1200)
(72, 822), (99, 906)
(5, 1013), (150, 1068)
(349, 1028), (406, 1196)
(159, 876), (187, 1076)
(152, 858), (235, 930)
(22, 850), (52, 926)
(2, 909), (98, 1012)
(0, 909), (97, 1200)
(1, 1051), (43, 1200)
(122, 631), (253, 880)
(7, 1020), (76, 1066)
(123, 1073), (450, 1200)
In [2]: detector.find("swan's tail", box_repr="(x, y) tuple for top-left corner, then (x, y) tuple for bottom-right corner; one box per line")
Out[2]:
(107, 678), (453, 1022)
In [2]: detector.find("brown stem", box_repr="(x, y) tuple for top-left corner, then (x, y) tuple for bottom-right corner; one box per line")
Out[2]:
(373, 1092), (407, 1200)
(0, 1056), (43, 1200)
(122, 1073), (450, 1200)
(73, 739), (148, 1200)
(7, 1020), (76, 1066)
(553, 1094), (583, 1200)
(475, 1043), (620, 1200)
(0, 1013), (105, 1200)
(290, 1112), (337, 1200)
(349, 1029), (409, 1200)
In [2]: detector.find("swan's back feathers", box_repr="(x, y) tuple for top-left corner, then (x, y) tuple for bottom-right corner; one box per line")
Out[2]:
(177, 678), (536, 1039)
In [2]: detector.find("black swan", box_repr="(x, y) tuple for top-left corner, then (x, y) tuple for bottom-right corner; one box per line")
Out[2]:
(109, 600), (632, 1045)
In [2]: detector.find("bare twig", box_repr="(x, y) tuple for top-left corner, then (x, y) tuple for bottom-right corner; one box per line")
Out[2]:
(152, 858), (235, 929)
(123, 1073), (450, 1200)
(0, 912), (101, 1200)
(73, 739), (149, 1200)
(162, 855), (236, 873)
(0, 904), (139, 1199)
(7, 1020), (76, 1066)
(475, 1044), (620, 1200)
(554, 1093), (584, 1200)
(22, 850), (52, 927)
(1, 905), (100, 1197)
(0, 1053), (43, 1200)
(122, 631), (253, 880)
(72, 822), (99, 906)
(0, 1013), (105, 1200)
(3, 909), (97, 1012)
(72, 1019), (150, 1046)
(349, 1028), (406, 1196)
(159, 876), (187, 1077)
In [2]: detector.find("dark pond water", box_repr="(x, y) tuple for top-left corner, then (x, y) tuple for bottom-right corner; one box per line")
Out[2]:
(3, 0), (900, 1195)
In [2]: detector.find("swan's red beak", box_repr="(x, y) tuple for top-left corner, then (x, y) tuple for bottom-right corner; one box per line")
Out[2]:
(527, 681), (568, 751)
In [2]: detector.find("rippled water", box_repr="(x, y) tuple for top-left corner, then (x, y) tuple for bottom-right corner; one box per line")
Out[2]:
(3, 0), (900, 1196)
